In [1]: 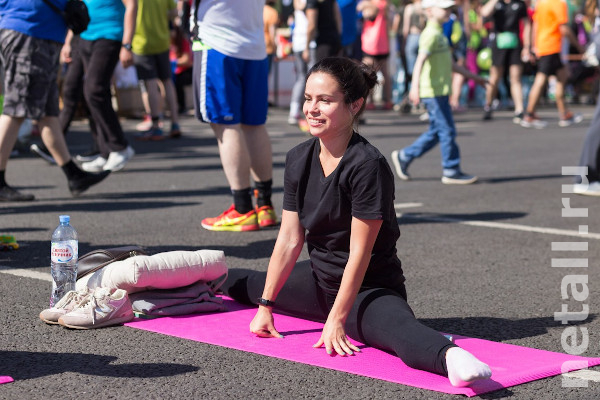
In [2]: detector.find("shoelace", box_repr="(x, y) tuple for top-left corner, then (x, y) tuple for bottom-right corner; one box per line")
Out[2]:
(74, 290), (110, 325)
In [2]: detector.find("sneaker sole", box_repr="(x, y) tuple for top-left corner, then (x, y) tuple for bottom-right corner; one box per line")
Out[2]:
(258, 219), (277, 228)
(201, 222), (259, 232)
(391, 150), (410, 181)
(441, 176), (479, 185)
(59, 313), (134, 330)
(559, 116), (584, 127)
(30, 145), (57, 165)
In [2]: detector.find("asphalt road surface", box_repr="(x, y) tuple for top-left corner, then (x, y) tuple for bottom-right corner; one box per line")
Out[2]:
(1, 105), (599, 399)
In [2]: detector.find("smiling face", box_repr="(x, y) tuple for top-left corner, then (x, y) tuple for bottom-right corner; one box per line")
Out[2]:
(302, 72), (356, 139)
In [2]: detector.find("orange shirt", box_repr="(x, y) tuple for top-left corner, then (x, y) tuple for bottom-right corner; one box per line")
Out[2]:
(264, 5), (279, 56)
(533, 0), (568, 57)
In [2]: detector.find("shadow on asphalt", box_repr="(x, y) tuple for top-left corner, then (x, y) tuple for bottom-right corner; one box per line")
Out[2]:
(481, 174), (564, 184)
(398, 211), (527, 225)
(1, 350), (198, 380)
(420, 314), (596, 342)
(0, 201), (199, 215)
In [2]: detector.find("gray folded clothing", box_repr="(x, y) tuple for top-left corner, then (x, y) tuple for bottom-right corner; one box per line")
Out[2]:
(130, 280), (227, 316)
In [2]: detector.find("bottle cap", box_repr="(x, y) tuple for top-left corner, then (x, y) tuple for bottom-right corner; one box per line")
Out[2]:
(59, 215), (70, 224)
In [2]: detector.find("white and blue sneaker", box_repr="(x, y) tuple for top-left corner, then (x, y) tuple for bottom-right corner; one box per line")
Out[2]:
(442, 169), (478, 185)
(391, 150), (412, 180)
(573, 181), (600, 196)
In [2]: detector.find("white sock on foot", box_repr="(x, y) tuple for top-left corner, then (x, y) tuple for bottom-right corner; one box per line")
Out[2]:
(446, 347), (492, 387)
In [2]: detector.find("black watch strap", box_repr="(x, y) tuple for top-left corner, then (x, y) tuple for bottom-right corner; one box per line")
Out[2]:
(122, 43), (132, 51)
(257, 297), (275, 307)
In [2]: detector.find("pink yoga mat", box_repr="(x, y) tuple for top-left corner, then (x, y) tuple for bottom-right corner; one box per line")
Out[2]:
(125, 298), (600, 397)
(0, 376), (14, 385)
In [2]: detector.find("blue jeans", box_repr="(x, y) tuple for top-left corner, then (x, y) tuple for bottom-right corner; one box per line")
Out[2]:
(402, 96), (460, 170)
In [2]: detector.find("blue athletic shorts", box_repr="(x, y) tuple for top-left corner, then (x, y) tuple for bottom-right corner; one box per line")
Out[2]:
(192, 47), (268, 125)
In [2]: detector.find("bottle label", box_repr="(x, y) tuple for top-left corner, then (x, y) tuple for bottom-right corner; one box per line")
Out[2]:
(51, 240), (78, 263)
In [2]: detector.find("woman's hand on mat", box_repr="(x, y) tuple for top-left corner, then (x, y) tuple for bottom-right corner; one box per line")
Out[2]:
(313, 319), (360, 356)
(250, 306), (284, 338)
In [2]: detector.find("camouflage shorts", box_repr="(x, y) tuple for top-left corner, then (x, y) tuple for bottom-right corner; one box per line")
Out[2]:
(0, 29), (61, 119)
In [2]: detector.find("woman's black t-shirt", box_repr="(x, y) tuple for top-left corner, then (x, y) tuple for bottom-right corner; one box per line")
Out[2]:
(283, 132), (405, 295)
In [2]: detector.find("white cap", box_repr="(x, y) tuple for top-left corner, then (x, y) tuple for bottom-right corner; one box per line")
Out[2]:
(422, 0), (456, 9)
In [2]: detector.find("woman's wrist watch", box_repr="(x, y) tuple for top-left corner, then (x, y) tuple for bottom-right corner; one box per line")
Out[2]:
(257, 297), (275, 307)
(122, 43), (132, 51)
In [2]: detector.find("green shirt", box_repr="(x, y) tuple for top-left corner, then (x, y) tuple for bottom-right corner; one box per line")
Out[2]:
(132, 0), (176, 55)
(418, 20), (453, 98)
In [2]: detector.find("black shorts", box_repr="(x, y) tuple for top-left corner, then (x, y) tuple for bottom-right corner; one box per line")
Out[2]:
(133, 50), (172, 81)
(491, 46), (522, 68)
(0, 29), (61, 119)
(536, 53), (565, 76)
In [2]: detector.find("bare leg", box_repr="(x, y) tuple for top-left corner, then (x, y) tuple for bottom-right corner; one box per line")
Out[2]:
(0, 115), (23, 170)
(554, 66), (569, 117)
(162, 78), (179, 125)
(508, 63), (524, 114)
(525, 71), (548, 115)
(211, 123), (252, 190)
(39, 116), (71, 166)
(242, 124), (273, 183)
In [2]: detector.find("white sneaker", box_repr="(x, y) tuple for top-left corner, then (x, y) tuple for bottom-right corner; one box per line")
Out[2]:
(81, 156), (107, 172)
(103, 146), (135, 172)
(58, 287), (134, 329)
(574, 181), (600, 196)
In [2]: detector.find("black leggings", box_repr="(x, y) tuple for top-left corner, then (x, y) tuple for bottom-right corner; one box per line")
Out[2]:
(222, 261), (455, 376)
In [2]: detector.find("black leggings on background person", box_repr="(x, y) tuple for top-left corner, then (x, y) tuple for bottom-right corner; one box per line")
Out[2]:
(222, 261), (455, 376)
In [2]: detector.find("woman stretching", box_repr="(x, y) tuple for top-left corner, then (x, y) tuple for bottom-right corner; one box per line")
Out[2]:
(222, 57), (492, 387)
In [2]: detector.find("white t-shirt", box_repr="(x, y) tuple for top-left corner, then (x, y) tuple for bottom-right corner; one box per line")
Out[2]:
(292, 6), (308, 53)
(195, 0), (266, 60)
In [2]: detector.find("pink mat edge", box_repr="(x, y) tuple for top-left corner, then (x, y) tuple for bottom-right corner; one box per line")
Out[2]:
(0, 376), (14, 384)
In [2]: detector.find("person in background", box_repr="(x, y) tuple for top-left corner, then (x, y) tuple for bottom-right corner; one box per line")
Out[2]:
(264, 0), (280, 75)
(76, 0), (138, 173)
(400, 0), (427, 112)
(132, 0), (181, 140)
(337, 0), (361, 59)
(170, 25), (193, 116)
(391, 0), (487, 185)
(221, 56), (492, 388)
(358, 0), (394, 110)
(520, 0), (584, 128)
(0, 0), (110, 201)
(192, 0), (277, 232)
(288, 0), (311, 132)
(304, 0), (343, 67)
(481, 0), (530, 123)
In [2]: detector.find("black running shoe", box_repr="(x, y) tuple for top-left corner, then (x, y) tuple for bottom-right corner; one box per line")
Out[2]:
(0, 186), (35, 202)
(68, 171), (111, 196)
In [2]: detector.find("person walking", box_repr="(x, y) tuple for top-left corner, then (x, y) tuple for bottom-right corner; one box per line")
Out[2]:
(358, 0), (394, 110)
(75, 0), (138, 173)
(132, 0), (181, 140)
(221, 57), (492, 388)
(0, 0), (110, 201)
(192, 0), (277, 232)
(288, 0), (311, 132)
(520, 0), (584, 128)
(481, 0), (531, 123)
(304, 0), (343, 67)
(390, 0), (487, 185)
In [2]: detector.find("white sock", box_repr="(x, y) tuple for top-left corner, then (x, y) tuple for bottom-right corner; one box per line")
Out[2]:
(446, 347), (492, 387)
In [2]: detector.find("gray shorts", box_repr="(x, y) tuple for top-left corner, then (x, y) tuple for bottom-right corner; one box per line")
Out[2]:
(0, 29), (61, 119)
(133, 50), (172, 81)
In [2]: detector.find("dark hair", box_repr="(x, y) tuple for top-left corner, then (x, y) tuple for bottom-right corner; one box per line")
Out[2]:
(306, 57), (378, 120)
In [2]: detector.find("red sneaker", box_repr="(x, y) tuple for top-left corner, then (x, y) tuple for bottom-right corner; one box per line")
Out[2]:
(201, 204), (259, 232)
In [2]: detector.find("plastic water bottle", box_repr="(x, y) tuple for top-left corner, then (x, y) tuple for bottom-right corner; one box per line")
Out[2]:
(50, 215), (78, 307)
